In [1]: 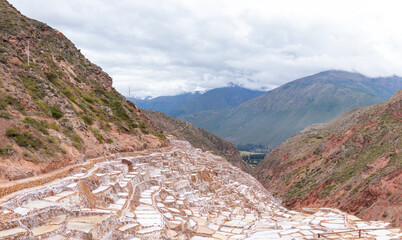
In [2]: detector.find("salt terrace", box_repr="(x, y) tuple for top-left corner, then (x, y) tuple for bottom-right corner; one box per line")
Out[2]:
(0, 140), (400, 239)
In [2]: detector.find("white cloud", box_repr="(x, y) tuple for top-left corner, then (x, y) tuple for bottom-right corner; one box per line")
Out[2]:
(8, 0), (402, 97)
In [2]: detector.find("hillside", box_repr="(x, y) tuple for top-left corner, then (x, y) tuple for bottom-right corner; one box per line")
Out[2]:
(179, 85), (265, 116)
(254, 90), (402, 227)
(130, 85), (265, 118)
(0, 0), (166, 182)
(141, 109), (248, 171)
(180, 70), (402, 149)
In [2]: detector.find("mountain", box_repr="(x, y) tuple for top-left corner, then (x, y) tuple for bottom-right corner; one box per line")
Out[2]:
(127, 92), (201, 117)
(179, 85), (266, 116)
(129, 85), (265, 118)
(180, 70), (402, 149)
(0, 0), (166, 182)
(141, 109), (249, 171)
(253, 90), (402, 227)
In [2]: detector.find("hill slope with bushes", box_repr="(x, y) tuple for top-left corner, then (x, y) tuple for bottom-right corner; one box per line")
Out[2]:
(254, 90), (402, 227)
(0, 0), (166, 182)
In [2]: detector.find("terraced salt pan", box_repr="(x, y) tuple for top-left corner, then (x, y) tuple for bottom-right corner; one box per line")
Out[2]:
(0, 227), (27, 238)
(119, 223), (139, 232)
(92, 185), (109, 194)
(0, 140), (400, 240)
(66, 214), (111, 233)
(31, 224), (62, 236)
(23, 199), (59, 210)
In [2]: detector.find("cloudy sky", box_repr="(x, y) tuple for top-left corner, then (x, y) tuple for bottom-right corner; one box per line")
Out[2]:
(8, 0), (402, 98)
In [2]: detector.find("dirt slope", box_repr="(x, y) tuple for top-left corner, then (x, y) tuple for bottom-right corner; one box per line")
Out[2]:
(141, 109), (249, 171)
(0, 0), (167, 182)
(254, 90), (402, 227)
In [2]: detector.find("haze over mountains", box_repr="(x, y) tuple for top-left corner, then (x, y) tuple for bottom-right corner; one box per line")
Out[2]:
(135, 70), (402, 149)
(129, 85), (265, 118)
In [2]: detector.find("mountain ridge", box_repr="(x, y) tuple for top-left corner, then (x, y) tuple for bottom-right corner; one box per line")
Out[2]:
(129, 85), (265, 118)
(253, 90), (402, 227)
(180, 70), (402, 149)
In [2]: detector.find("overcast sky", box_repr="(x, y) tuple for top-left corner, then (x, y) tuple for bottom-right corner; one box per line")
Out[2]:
(8, 0), (402, 98)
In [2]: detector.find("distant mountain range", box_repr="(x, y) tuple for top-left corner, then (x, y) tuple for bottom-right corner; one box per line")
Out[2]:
(128, 85), (265, 118)
(253, 90), (402, 227)
(179, 70), (402, 149)
(127, 92), (201, 117)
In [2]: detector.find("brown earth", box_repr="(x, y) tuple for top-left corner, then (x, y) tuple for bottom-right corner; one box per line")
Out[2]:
(141, 109), (249, 171)
(254, 90), (402, 227)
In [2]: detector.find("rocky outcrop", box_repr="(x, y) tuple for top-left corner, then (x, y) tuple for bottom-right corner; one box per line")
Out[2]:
(0, 0), (167, 182)
(254, 90), (402, 227)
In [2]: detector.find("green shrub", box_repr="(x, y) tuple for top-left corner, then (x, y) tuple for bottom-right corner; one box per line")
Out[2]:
(100, 122), (111, 131)
(49, 106), (63, 119)
(61, 87), (75, 101)
(22, 75), (45, 100)
(6, 128), (19, 137)
(319, 184), (335, 198)
(139, 121), (147, 129)
(0, 111), (12, 119)
(62, 127), (83, 150)
(0, 55), (7, 64)
(156, 134), (165, 141)
(23, 117), (49, 135)
(90, 127), (104, 143)
(44, 72), (58, 83)
(83, 96), (94, 103)
(81, 115), (94, 125)
(6, 129), (42, 150)
(110, 100), (129, 120)
(49, 122), (60, 131)
(0, 95), (16, 110)
(127, 121), (138, 130)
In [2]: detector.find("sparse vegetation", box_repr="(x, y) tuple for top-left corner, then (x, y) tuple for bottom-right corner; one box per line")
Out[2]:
(62, 125), (83, 150)
(48, 106), (63, 119)
(6, 128), (42, 150)
(0, 94), (24, 112)
(23, 117), (49, 135)
(81, 115), (94, 125)
(319, 184), (335, 198)
(0, 0), (165, 184)
(241, 152), (266, 166)
(90, 127), (104, 143)
(254, 89), (402, 227)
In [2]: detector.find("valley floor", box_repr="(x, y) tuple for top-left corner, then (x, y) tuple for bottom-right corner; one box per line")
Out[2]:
(0, 140), (400, 239)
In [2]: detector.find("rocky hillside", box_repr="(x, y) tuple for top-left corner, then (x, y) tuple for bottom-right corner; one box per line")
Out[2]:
(0, 0), (166, 182)
(180, 70), (402, 149)
(141, 109), (249, 171)
(254, 90), (402, 227)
